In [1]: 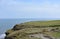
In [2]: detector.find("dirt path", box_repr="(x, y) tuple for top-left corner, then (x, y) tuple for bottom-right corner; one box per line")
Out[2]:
(29, 33), (55, 39)
(41, 34), (55, 39)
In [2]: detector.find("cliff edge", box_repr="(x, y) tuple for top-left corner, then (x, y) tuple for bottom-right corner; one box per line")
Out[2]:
(5, 20), (60, 39)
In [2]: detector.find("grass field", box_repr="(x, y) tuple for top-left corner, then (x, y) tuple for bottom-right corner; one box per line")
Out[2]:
(23, 20), (60, 26)
(5, 20), (60, 39)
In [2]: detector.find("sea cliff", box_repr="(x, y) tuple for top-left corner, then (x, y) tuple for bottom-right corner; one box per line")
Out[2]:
(5, 20), (60, 39)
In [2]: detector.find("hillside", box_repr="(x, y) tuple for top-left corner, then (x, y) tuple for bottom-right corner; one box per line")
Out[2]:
(5, 20), (60, 39)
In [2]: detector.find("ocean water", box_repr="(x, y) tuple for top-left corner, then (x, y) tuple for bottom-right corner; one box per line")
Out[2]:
(0, 19), (34, 34)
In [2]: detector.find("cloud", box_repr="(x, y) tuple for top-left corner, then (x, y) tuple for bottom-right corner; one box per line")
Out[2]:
(0, 0), (60, 18)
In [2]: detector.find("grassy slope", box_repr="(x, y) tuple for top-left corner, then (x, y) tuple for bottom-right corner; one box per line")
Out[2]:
(6, 28), (42, 39)
(23, 20), (60, 26)
(5, 20), (60, 39)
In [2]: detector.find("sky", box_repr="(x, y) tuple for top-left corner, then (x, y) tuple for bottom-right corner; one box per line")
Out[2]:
(0, 0), (60, 19)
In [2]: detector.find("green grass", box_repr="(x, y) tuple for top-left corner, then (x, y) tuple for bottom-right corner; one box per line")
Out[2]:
(23, 20), (60, 26)
(5, 20), (60, 39)
(52, 32), (60, 38)
(7, 28), (42, 37)
(6, 28), (43, 39)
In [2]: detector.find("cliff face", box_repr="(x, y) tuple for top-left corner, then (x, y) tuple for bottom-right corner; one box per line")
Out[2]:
(5, 21), (60, 39)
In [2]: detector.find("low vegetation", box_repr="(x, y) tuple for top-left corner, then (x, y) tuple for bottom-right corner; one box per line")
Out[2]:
(5, 20), (60, 39)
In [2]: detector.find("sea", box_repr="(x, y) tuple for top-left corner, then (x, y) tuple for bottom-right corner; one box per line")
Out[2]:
(0, 18), (59, 39)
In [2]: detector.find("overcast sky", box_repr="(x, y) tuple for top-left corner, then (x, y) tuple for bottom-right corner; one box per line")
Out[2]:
(0, 0), (60, 19)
